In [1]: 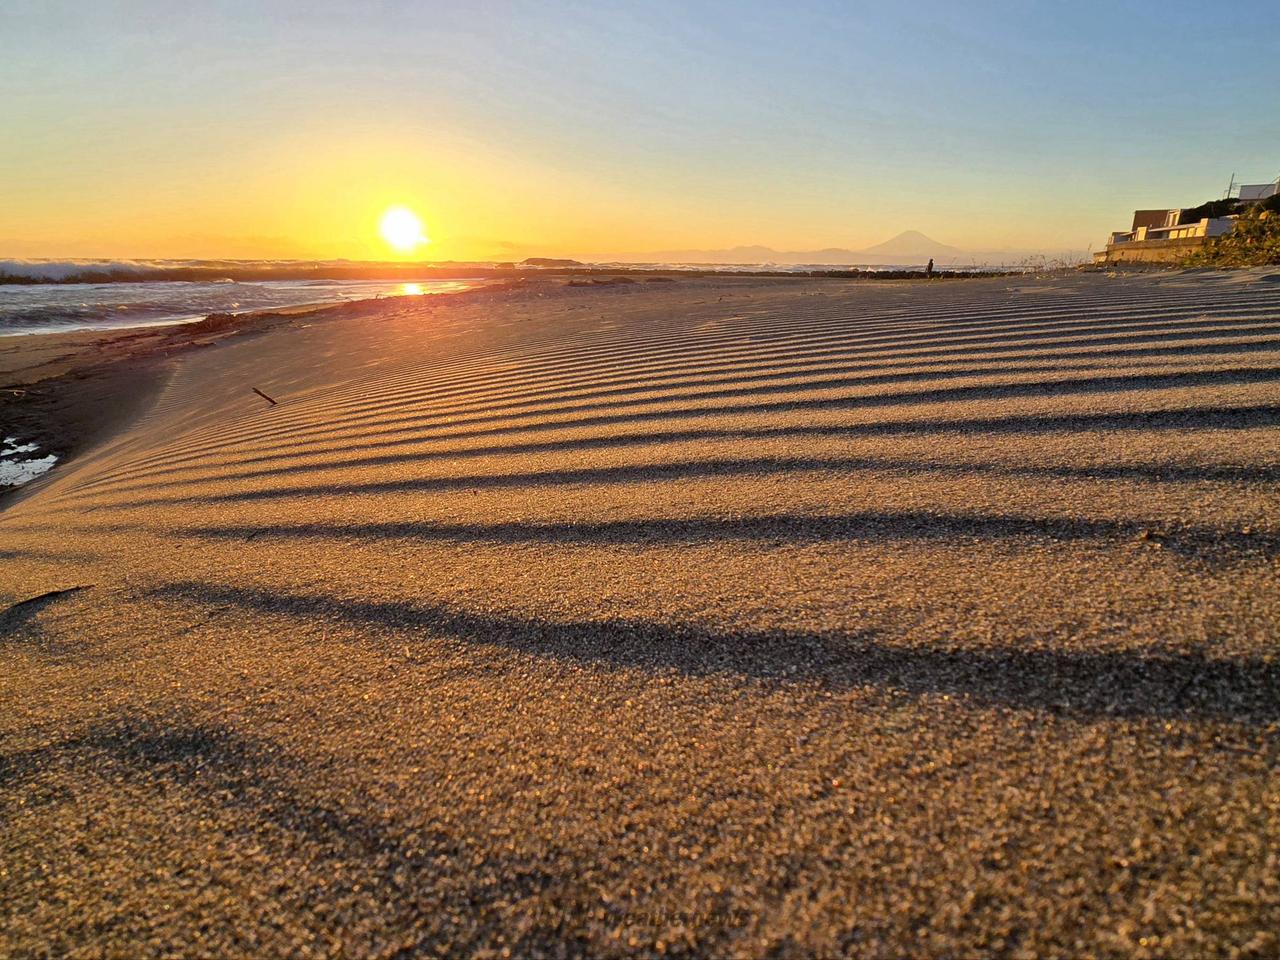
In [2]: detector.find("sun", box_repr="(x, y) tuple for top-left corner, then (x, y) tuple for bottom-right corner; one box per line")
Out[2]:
(379, 206), (428, 253)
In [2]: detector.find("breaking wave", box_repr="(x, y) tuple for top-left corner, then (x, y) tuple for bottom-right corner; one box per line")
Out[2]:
(0, 278), (484, 336)
(0, 258), (482, 284)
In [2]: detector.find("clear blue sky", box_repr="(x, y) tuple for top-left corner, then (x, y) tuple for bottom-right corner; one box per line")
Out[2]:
(3, 0), (1278, 258)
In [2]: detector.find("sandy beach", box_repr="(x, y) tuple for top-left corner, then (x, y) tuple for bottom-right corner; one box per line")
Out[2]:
(2, 271), (1279, 955)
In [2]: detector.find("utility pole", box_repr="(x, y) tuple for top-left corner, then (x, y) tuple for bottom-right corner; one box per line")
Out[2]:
(1224, 172), (1237, 200)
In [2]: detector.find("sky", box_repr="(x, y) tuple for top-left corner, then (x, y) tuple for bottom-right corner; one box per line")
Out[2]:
(2, 0), (1278, 262)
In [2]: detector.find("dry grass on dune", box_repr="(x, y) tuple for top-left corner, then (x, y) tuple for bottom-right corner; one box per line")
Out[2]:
(2, 272), (1280, 957)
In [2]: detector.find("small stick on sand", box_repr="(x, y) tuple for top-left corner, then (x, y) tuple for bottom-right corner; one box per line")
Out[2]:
(1, 585), (94, 623)
(252, 387), (278, 406)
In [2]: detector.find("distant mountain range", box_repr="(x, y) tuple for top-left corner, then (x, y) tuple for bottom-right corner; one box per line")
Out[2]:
(602, 231), (1081, 267)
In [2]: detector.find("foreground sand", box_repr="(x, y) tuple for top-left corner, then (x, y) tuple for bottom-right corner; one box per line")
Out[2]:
(2, 272), (1278, 956)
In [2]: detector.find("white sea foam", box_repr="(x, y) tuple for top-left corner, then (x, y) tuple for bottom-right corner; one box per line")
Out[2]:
(0, 437), (58, 488)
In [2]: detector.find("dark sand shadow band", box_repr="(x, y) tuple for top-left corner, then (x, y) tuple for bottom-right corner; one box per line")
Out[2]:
(147, 581), (1280, 722)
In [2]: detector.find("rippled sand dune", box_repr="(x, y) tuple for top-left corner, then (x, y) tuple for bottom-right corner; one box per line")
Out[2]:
(3, 272), (1279, 956)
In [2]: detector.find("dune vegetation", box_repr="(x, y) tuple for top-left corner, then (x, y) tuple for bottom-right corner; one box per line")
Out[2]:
(1185, 194), (1280, 267)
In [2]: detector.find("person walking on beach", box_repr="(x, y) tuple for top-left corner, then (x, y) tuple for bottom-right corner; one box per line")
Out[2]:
(926, 258), (934, 277)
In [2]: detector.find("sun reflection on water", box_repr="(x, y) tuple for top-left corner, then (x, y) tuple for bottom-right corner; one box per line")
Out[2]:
(400, 282), (424, 296)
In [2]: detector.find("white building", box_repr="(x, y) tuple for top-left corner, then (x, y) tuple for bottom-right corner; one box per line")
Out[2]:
(1238, 180), (1279, 202)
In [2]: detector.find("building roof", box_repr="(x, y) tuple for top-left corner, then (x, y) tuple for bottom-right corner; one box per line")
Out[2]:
(1239, 182), (1279, 202)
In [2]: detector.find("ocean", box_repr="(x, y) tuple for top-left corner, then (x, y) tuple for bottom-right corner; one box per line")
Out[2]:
(0, 278), (483, 336)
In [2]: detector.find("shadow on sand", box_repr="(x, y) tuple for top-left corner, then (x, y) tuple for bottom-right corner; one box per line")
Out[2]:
(183, 509), (1280, 565)
(149, 581), (1280, 722)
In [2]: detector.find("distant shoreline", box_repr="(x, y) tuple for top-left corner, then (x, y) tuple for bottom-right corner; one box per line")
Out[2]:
(0, 261), (1018, 286)
(0, 267), (1020, 338)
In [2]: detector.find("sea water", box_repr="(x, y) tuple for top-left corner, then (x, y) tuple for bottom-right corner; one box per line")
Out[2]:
(0, 278), (482, 336)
